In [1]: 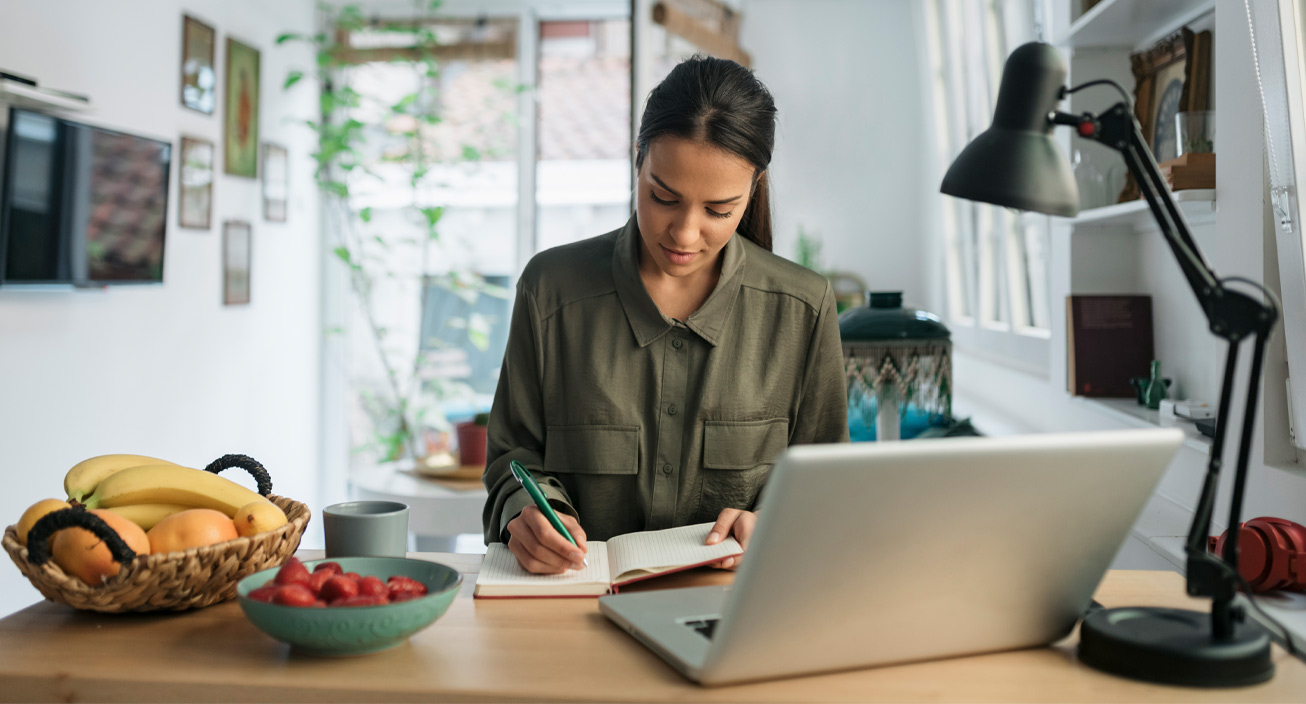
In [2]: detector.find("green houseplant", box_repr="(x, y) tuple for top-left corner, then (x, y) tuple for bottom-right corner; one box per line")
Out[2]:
(278, 2), (509, 463)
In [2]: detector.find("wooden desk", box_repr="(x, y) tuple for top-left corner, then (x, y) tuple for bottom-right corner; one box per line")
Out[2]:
(1, 557), (1303, 703)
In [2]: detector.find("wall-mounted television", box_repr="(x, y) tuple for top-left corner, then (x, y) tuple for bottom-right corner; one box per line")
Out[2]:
(0, 107), (172, 287)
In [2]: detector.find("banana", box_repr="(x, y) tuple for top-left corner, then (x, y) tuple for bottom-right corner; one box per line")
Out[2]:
(81, 464), (269, 517)
(103, 503), (195, 531)
(64, 453), (180, 503)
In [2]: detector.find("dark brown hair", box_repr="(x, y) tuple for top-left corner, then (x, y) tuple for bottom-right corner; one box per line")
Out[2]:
(635, 55), (777, 252)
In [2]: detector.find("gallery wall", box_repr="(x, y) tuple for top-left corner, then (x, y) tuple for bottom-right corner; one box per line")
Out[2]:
(0, 0), (324, 615)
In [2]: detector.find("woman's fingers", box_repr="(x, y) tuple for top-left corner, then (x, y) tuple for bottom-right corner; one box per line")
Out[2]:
(525, 507), (588, 567)
(706, 508), (741, 545)
(507, 507), (584, 573)
(707, 509), (757, 571)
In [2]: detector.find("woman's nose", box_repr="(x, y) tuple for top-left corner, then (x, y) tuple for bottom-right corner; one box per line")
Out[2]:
(667, 213), (701, 248)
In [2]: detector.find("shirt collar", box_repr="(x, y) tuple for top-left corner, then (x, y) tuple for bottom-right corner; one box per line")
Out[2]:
(613, 216), (748, 348)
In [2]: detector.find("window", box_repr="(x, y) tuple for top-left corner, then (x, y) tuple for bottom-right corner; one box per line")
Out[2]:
(535, 19), (633, 252)
(923, 0), (1050, 370)
(1249, 0), (1306, 451)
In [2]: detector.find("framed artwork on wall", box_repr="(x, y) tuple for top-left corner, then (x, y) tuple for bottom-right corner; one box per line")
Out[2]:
(262, 143), (288, 222)
(224, 37), (260, 178)
(178, 136), (214, 230)
(181, 15), (216, 114)
(1119, 28), (1212, 200)
(223, 220), (251, 305)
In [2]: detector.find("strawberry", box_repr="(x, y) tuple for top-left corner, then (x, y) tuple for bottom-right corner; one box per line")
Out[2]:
(319, 575), (360, 603)
(273, 558), (311, 587)
(387, 575), (428, 600)
(358, 575), (388, 599)
(312, 561), (342, 575)
(247, 585), (278, 603)
(272, 584), (317, 607)
(306, 570), (333, 596)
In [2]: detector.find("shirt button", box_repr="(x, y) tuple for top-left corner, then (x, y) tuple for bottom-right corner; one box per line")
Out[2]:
(667, 404), (677, 416)
(672, 338), (683, 349)
(662, 463), (673, 475)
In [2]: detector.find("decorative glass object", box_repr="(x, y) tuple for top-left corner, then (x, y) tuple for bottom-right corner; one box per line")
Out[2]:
(1144, 359), (1170, 410)
(1176, 110), (1214, 156)
(840, 292), (952, 441)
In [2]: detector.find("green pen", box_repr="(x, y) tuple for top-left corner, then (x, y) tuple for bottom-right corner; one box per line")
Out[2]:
(509, 460), (587, 567)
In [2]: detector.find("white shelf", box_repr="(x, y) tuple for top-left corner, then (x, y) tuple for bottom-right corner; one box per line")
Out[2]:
(0, 78), (90, 113)
(1061, 189), (1216, 230)
(1057, 0), (1215, 49)
(1074, 396), (1212, 455)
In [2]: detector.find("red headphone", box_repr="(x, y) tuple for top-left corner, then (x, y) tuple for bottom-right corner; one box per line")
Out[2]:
(1209, 517), (1306, 593)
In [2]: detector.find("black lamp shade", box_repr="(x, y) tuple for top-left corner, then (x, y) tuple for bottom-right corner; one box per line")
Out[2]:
(940, 42), (1080, 217)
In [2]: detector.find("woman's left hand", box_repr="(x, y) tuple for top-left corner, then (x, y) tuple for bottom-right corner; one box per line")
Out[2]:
(705, 508), (757, 570)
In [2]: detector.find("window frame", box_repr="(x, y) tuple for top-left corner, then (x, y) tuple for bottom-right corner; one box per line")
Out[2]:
(925, 0), (1052, 375)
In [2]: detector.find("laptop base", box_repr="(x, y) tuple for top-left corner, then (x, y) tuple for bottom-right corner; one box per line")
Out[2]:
(1078, 607), (1274, 688)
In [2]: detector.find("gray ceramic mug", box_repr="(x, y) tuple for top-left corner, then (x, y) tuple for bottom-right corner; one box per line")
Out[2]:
(323, 501), (409, 558)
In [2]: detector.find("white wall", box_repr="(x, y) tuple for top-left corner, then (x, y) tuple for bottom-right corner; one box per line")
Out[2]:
(741, 0), (925, 302)
(0, 0), (323, 616)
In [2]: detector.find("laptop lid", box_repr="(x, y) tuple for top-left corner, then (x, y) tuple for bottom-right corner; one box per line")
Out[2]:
(610, 428), (1182, 686)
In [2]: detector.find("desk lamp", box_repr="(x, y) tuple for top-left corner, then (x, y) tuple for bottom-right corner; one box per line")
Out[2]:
(941, 42), (1280, 687)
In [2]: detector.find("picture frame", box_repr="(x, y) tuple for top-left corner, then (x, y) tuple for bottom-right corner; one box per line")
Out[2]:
(224, 37), (261, 178)
(262, 143), (288, 222)
(178, 136), (214, 230)
(181, 15), (216, 114)
(1119, 28), (1212, 201)
(223, 220), (252, 305)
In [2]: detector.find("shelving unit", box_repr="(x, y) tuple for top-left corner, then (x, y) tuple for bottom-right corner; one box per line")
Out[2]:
(1074, 396), (1212, 455)
(1067, 189), (1216, 229)
(1057, 0), (1216, 49)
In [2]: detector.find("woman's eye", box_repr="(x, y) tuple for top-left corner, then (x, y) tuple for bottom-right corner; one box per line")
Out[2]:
(707, 209), (732, 219)
(650, 192), (676, 206)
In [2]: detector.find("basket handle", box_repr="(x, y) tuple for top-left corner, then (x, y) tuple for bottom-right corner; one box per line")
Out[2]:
(203, 454), (273, 497)
(25, 507), (138, 566)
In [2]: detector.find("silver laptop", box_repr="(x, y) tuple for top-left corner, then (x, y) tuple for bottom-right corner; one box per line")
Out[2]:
(598, 428), (1183, 686)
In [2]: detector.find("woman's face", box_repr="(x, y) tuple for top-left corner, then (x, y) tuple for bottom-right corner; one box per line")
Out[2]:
(635, 136), (758, 281)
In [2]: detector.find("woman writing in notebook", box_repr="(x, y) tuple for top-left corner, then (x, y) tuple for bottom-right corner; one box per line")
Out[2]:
(482, 55), (849, 574)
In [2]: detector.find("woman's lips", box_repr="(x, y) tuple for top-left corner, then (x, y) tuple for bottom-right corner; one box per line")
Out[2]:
(661, 244), (698, 265)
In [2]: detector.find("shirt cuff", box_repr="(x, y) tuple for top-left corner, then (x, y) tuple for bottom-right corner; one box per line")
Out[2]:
(497, 485), (579, 544)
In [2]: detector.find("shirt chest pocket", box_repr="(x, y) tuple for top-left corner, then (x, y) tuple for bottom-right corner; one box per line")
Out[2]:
(699, 419), (788, 514)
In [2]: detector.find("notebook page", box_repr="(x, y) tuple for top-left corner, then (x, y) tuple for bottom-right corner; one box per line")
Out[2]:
(607, 523), (742, 583)
(475, 541), (611, 595)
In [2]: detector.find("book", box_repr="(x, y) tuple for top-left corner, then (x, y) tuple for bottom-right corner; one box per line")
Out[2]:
(1066, 295), (1154, 398)
(473, 523), (743, 598)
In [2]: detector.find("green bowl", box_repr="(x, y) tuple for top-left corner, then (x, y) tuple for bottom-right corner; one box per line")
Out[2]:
(236, 556), (462, 656)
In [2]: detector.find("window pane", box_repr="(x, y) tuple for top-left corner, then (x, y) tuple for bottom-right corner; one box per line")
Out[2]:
(535, 19), (633, 252)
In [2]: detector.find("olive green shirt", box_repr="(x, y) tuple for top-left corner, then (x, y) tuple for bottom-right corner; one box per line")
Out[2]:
(482, 217), (849, 544)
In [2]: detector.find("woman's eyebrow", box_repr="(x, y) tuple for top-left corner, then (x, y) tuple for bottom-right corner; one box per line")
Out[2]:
(650, 172), (743, 205)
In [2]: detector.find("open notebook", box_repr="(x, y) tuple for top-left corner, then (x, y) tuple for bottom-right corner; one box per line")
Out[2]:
(474, 523), (743, 598)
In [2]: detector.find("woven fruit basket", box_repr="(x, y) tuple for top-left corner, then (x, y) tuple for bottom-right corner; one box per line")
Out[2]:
(2, 455), (310, 613)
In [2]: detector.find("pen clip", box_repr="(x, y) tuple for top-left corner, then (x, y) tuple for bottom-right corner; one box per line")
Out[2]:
(509, 460), (529, 485)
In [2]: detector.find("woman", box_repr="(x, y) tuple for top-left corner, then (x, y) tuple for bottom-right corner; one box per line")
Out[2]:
(482, 55), (848, 574)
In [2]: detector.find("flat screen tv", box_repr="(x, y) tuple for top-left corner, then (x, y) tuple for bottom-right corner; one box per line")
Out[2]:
(0, 107), (172, 286)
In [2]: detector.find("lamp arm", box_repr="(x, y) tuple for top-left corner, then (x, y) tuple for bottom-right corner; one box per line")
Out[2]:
(1058, 101), (1279, 639)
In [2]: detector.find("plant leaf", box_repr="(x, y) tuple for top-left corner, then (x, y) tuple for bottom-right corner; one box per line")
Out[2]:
(284, 71), (305, 90)
(359, 207), (373, 223)
(275, 32), (302, 45)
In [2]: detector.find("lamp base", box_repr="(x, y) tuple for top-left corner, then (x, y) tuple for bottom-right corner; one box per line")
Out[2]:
(1078, 607), (1274, 687)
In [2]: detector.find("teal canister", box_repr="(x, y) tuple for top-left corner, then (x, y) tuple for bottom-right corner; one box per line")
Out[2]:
(838, 292), (952, 441)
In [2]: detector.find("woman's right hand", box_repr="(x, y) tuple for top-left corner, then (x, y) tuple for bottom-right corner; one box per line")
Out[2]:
(506, 505), (589, 574)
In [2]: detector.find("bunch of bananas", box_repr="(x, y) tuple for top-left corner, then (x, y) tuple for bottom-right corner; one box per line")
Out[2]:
(64, 453), (276, 530)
